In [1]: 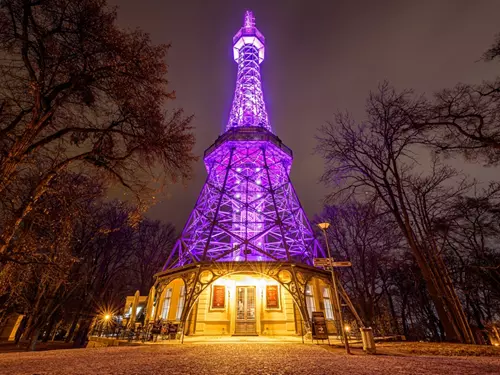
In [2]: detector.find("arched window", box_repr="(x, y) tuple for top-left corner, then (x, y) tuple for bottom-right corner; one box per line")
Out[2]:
(305, 284), (315, 319)
(176, 285), (186, 321)
(161, 288), (172, 320)
(322, 288), (334, 320)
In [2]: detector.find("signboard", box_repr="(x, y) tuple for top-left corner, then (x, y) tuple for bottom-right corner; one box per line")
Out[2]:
(211, 285), (226, 309)
(311, 311), (329, 340)
(332, 261), (352, 267)
(313, 258), (333, 267)
(314, 258), (352, 268)
(266, 285), (280, 309)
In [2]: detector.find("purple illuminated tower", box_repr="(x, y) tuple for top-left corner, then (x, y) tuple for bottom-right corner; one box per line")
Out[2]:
(164, 11), (324, 269)
(147, 11), (361, 338)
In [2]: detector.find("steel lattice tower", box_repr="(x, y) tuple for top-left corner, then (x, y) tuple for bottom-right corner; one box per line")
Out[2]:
(164, 11), (324, 269)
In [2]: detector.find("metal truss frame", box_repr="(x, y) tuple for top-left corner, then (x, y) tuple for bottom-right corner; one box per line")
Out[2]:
(164, 129), (325, 269)
(227, 44), (270, 131)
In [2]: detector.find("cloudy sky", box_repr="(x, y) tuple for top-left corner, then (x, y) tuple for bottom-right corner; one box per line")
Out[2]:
(110, 0), (500, 229)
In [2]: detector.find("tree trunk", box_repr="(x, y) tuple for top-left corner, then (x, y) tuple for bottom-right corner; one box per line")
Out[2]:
(51, 320), (62, 341)
(72, 319), (91, 348)
(65, 313), (81, 343)
(386, 288), (400, 335)
(15, 316), (28, 345)
(42, 316), (57, 342)
(400, 218), (467, 342)
(28, 327), (41, 351)
(422, 271), (461, 341)
(401, 294), (408, 339)
(433, 252), (475, 343)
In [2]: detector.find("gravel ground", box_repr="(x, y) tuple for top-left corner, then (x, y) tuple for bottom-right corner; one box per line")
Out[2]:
(0, 343), (499, 375)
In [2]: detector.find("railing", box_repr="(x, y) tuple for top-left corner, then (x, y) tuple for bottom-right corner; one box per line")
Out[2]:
(204, 128), (293, 159)
(90, 321), (180, 343)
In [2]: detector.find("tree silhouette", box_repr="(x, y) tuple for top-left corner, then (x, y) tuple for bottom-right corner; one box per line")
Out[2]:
(0, 0), (195, 262)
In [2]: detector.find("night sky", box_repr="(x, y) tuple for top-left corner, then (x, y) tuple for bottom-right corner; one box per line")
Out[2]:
(110, 0), (500, 229)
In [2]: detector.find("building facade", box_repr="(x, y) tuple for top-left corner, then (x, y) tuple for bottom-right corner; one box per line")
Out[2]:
(142, 11), (353, 337)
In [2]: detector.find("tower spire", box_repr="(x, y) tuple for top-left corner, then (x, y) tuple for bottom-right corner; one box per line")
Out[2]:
(244, 10), (255, 28)
(227, 10), (270, 132)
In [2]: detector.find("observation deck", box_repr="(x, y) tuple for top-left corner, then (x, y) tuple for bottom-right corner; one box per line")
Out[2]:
(204, 127), (293, 159)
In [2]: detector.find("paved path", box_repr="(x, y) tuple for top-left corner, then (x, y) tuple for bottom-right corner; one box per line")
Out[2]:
(0, 343), (499, 375)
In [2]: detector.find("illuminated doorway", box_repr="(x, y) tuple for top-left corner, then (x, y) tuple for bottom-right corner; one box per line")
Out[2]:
(234, 286), (257, 335)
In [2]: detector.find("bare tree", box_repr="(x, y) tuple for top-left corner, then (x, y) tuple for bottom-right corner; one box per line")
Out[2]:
(130, 219), (176, 295)
(316, 201), (398, 329)
(444, 184), (500, 332)
(1, 188), (178, 350)
(64, 200), (138, 346)
(0, 172), (105, 350)
(316, 83), (475, 343)
(0, 0), (196, 262)
(414, 34), (500, 164)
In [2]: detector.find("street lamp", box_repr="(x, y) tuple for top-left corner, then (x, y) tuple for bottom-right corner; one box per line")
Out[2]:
(318, 222), (350, 354)
(102, 314), (112, 337)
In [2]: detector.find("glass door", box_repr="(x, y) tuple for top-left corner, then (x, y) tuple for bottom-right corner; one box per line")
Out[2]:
(234, 286), (257, 335)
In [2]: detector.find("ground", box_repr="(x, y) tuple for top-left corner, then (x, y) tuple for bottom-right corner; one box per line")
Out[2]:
(374, 341), (500, 357)
(0, 343), (500, 375)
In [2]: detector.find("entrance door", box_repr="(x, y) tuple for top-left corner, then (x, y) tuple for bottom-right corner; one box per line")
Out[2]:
(234, 286), (257, 335)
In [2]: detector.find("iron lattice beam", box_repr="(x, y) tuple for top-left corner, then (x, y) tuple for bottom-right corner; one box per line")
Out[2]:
(164, 135), (325, 269)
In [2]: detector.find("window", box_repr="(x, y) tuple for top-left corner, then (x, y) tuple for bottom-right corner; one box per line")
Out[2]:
(161, 288), (172, 320)
(135, 306), (143, 318)
(305, 284), (315, 319)
(125, 303), (132, 318)
(323, 288), (334, 320)
(176, 285), (186, 321)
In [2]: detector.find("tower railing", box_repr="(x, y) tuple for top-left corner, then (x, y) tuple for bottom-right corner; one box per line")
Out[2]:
(204, 127), (293, 159)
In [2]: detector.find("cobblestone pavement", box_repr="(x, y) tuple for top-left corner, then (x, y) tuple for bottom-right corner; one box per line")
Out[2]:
(0, 343), (499, 375)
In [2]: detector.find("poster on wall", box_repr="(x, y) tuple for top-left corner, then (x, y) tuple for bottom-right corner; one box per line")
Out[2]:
(211, 285), (226, 309)
(266, 285), (280, 309)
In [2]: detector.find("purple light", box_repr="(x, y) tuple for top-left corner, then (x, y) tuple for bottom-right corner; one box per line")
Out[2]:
(164, 11), (325, 269)
(228, 10), (269, 131)
(244, 10), (255, 28)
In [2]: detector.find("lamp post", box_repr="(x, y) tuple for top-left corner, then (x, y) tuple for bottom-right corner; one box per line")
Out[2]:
(103, 314), (111, 337)
(318, 222), (350, 354)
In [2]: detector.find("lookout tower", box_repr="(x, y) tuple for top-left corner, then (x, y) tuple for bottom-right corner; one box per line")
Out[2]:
(149, 11), (354, 338)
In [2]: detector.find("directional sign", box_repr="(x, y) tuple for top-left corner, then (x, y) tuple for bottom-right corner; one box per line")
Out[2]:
(331, 261), (352, 267)
(313, 258), (333, 267)
(314, 258), (352, 268)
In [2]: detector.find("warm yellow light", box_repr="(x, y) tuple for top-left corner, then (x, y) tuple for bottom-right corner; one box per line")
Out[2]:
(318, 222), (330, 231)
(218, 274), (275, 287)
(255, 278), (267, 287)
(344, 325), (351, 332)
(495, 343), (499, 347)
(217, 277), (233, 287)
(104, 314), (111, 321)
